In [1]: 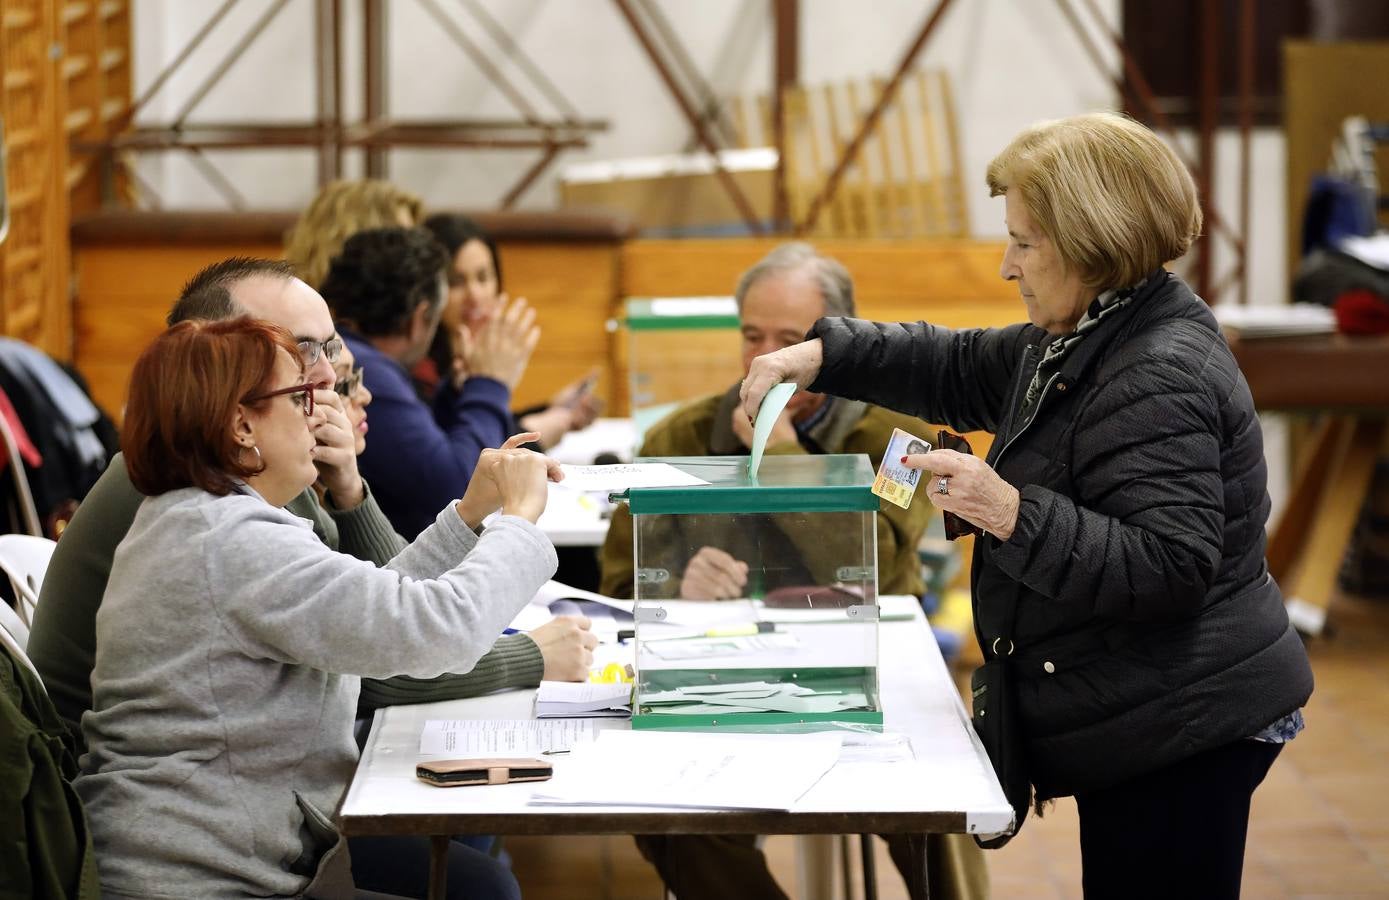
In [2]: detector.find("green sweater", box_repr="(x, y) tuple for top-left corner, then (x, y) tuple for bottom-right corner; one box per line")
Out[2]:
(29, 453), (543, 748)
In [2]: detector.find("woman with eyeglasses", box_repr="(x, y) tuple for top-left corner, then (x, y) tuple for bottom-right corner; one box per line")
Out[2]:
(331, 340), (371, 456)
(76, 317), (559, 899)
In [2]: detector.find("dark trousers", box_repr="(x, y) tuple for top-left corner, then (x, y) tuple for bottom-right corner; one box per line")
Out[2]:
(348, 835), (520, 900)
(634, 832), (988, 899)
(1075, 738), (1283, 900)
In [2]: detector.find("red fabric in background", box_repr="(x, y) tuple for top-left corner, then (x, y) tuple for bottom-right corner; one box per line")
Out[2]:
(1334, 289), (1389, 335)
(0, 385), (42, 471)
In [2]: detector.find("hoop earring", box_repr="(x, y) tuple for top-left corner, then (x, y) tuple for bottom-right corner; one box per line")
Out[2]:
(251, 446), (262, 464)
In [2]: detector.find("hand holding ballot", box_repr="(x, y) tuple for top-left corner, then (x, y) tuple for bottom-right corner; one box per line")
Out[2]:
(739, 338), (825, 423)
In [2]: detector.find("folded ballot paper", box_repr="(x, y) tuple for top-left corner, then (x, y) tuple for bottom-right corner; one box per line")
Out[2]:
(529, 730), (842, 810)
(534, 681), (633, 719)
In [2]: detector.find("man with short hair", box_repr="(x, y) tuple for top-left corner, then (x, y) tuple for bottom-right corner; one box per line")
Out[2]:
(29, 256), (587, 900)
(320, 227), (537, 540)
(599, 242), (988, 900)
(600, 242), (933, 601)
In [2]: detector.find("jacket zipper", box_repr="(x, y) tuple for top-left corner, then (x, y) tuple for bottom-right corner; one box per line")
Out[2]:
(991, 344), (1059, 469)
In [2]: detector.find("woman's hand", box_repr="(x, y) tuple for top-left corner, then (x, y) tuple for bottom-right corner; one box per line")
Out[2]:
(904, 449), (1021, 540)
(528, 615), (599, 681)
(549, 371), (603, 431)
(679, 546), (749, 600)
(455, 432), (562, 527)
(517, 405), (576, 451)
(460, 295), (539, 390)
(740, 339), (824, 423)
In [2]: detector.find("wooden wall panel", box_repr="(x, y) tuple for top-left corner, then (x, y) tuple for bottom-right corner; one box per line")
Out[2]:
(73, 238), (623, 422)
(74, 243), (283, 418)
(1, 0), (70, 359)
(621, 239), (1022, 329)
(74, 232), (1020, 425)
(1284, 41), (1389, 282)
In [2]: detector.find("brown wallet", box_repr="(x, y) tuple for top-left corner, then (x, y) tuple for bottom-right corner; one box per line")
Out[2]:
(415, 757), (554, 788)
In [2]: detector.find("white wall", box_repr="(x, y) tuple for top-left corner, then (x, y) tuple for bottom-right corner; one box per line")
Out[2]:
(132, 0), (1289, 507)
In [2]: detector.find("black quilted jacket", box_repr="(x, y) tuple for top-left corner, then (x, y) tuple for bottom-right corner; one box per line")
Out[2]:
(808, 271), (1314, 799)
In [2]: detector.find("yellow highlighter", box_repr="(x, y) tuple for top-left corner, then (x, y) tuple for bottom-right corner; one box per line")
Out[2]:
(702, 622), (777, 638)
(590, 662), (633, 684)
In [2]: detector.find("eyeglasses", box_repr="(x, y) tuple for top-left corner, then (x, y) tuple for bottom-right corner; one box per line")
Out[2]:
(245, 382), (318, 417)
(333, 365), (364, 399)
(297, 336), (343, 367)
(937, 429), (984, 541)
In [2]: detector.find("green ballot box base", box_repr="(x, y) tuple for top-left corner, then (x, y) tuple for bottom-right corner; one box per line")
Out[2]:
(630, 666), (882, 731)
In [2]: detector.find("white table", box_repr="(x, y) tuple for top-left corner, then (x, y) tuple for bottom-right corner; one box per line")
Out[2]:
(545, 417), (637, 466)
(340, 604), (1011, 899)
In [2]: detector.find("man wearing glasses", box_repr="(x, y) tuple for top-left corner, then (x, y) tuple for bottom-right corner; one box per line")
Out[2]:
(29, 257), (592, 900)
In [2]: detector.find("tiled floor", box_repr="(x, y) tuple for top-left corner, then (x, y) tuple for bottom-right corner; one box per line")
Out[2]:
(506, 590), (1389, 899)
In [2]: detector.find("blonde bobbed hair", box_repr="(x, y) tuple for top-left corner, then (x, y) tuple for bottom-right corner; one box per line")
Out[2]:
(986, 112), (1202, 290)
(284, 179), (423, 288)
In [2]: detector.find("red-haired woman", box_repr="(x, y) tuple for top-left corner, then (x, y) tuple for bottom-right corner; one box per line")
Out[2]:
(75, 317), (558, 899)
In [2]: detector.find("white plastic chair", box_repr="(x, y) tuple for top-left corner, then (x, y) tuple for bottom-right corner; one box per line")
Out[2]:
(0, 598), (40, 683)
(0, 533), (56, 628)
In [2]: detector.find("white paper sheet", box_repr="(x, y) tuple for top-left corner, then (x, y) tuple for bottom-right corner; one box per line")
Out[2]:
(748, 382), (797, 478)
(418, 719), (597, 757)
(532, 580), (635, 614)
(534, 681), (632, 718)
(529, 730), (842, 810)
(557, 463), (711, 492)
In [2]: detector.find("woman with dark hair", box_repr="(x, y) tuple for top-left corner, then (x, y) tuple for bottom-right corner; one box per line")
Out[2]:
(76, 316), (559, 898)
(422, 213), (601, 449)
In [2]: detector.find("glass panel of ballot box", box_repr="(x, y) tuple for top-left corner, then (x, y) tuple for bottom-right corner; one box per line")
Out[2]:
(624, 297), (743, 439)
(617, 454), (882, 730)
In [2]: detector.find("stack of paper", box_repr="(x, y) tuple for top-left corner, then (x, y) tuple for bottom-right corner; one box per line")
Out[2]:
(1214, 303), (1337, 338)
(639, 680), (870, 716)
(419, 719), (597, 756)
(535, 681), (632, 718)
(530, 730), (842, 810)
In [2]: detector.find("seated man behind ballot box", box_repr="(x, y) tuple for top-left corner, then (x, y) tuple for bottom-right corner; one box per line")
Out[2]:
(598, 242), (988, 900)
(600, 242), (932, 602)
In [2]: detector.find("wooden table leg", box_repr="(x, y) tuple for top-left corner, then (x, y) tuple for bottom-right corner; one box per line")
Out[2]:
(796, 834), (837, 900)
(1278, 417), (1385, 635)
(1267, 415), (1345, 584)
(427, 834), (449, 900)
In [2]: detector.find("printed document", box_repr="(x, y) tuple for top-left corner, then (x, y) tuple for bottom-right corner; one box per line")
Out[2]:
(529, 730), (842, 810)
(557, 463), (710, 492)
(418, 719), (597, 757)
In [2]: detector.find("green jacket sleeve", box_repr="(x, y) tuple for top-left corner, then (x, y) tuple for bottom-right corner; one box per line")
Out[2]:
(324, 481), (408, 563)
(1, 649), (101, 900)
(29, 453), (144, 749)
(355, 633), (544, 716)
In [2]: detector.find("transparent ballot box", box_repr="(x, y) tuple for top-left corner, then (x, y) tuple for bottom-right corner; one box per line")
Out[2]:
(616, 454), (882, 730)
(624, 297), (743, 437)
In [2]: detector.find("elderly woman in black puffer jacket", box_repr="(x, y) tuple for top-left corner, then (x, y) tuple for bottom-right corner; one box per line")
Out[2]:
(741, 112), (1313, 900)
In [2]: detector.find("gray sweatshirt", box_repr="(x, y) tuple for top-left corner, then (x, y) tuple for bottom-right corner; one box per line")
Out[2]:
(75, 485), (556, 899)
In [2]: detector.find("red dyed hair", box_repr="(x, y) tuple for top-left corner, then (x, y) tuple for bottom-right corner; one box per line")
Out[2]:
(123, 317), (304, 496)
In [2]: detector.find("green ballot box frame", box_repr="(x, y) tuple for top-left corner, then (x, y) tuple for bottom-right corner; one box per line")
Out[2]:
(619, 454), (883, 732)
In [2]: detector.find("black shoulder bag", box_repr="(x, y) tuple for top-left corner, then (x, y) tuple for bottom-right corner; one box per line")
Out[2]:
(969, 616), (1032, 848)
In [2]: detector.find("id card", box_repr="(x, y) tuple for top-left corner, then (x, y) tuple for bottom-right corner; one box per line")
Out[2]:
(871, 427), (932, 509)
